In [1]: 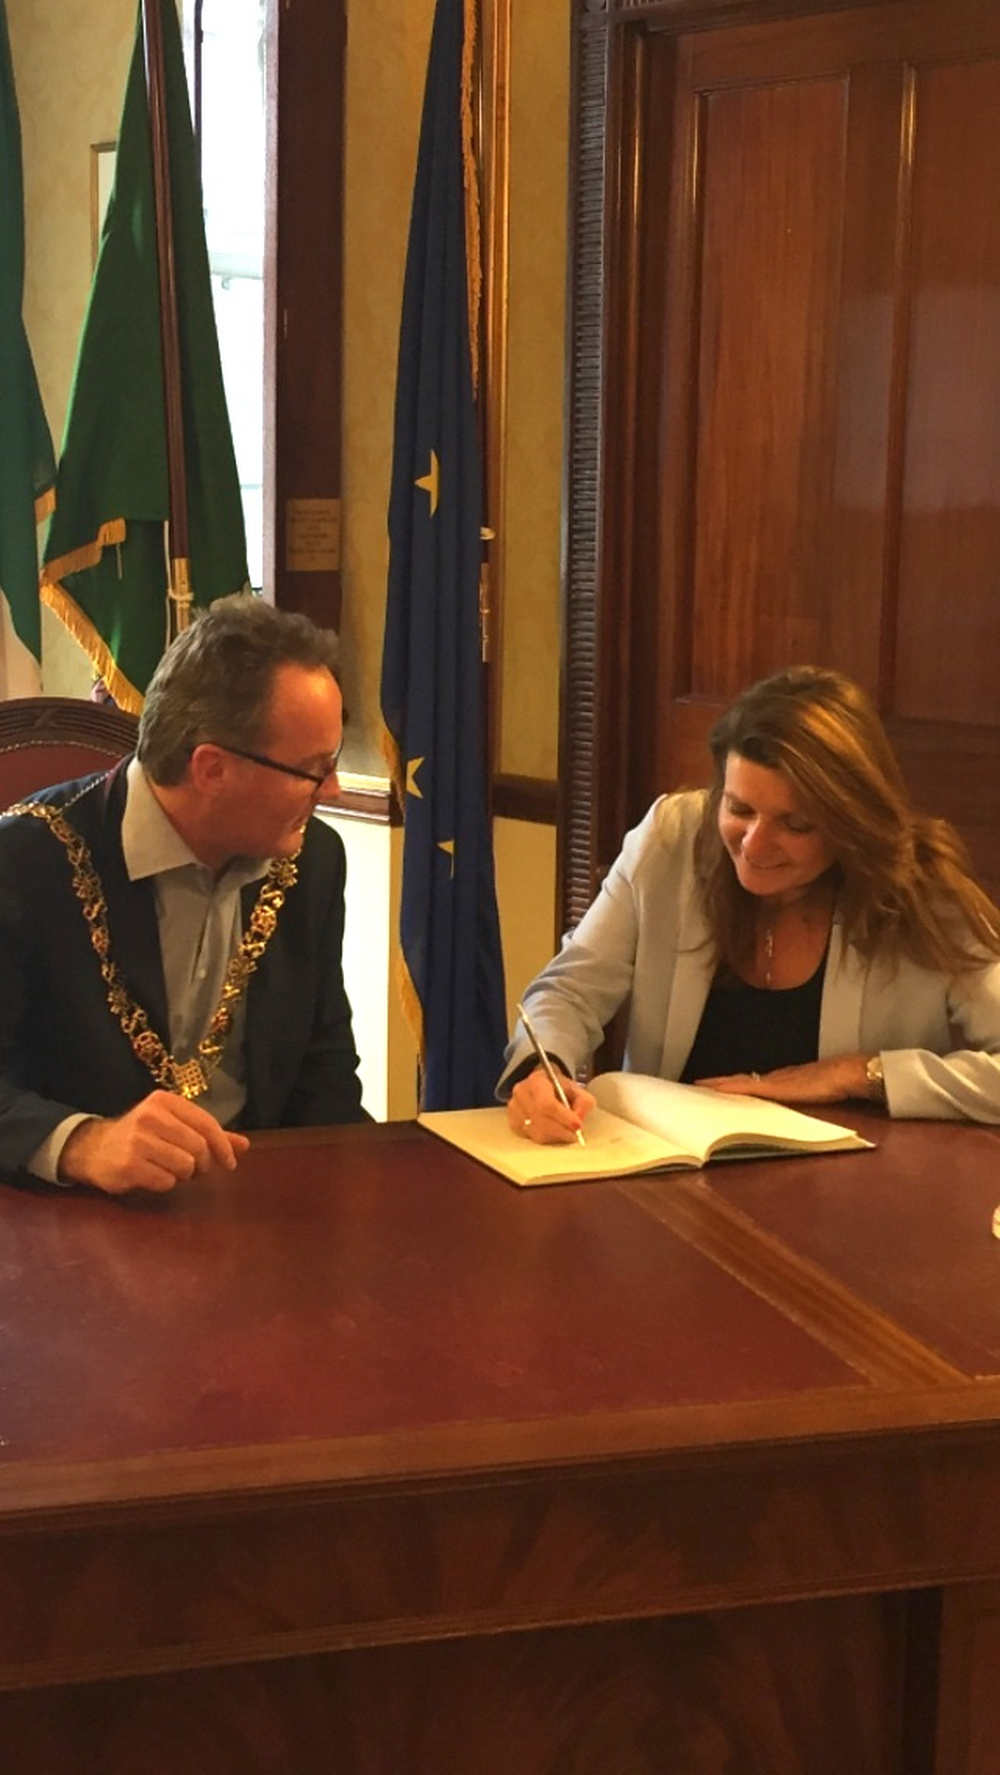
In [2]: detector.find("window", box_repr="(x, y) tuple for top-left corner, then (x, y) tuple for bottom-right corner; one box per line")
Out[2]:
(185, 0), (266, 589)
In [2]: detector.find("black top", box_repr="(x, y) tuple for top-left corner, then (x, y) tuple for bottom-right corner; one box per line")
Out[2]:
(680, 948), (828, 1083)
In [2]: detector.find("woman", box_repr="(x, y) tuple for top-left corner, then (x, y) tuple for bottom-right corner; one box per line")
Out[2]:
(501, 666), (1000, 1143)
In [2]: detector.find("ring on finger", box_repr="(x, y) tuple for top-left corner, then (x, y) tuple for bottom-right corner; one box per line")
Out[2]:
(522, 1116), (532, 1130)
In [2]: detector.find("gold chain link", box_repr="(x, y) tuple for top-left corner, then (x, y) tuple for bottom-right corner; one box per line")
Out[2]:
(5, 797), (299, 1100)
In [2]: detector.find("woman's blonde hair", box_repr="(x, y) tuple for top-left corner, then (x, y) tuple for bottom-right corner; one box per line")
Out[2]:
(694, 665), (1000, 975)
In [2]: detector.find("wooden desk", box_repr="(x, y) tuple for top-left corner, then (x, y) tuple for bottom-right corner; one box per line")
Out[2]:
(3, 1117), (1000, 1772)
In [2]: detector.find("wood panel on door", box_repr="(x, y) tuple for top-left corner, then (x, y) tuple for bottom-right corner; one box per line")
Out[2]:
(572, 0), (1000, 913)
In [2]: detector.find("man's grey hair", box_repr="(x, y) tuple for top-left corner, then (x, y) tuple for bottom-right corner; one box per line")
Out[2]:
(137, 593), (340, 785)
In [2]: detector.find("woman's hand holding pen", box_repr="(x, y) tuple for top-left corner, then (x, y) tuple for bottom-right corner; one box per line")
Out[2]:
(508, 1066), (596, 1145)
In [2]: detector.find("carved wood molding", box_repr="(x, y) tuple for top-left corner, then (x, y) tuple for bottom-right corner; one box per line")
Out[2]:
(320, 781), (399, 827)
(561, 3), (613, 930)
(323, 777), (556, 830)
(493, 774), (558, 824)
(611, 0), (892, 23)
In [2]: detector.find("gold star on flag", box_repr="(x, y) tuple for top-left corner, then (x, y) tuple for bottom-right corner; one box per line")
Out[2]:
(437, 838), (455, 878)
(406, 756), (425, 799)
(415, 450), (439, 515)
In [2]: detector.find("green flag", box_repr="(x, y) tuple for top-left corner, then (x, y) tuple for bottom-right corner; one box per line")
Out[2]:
(41, 0), (247, 712)
(0, 0), (55, 697)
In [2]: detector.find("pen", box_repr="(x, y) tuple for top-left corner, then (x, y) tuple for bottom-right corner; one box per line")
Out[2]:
(516, 1000), (587, 1146)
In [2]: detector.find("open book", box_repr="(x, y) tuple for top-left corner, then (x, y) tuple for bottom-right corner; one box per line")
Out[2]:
(418, 1072), (873, 1187)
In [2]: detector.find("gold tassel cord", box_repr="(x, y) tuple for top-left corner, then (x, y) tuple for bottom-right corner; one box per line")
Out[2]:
(168, 554), (193, 637)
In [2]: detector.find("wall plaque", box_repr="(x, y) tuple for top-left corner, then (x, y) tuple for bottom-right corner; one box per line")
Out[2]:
(285, 498), (341, 572)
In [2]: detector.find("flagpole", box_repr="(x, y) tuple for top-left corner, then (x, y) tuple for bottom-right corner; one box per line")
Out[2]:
(142, 0), (192, 636)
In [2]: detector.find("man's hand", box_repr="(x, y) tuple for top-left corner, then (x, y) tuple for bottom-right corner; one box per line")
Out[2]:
(696, 1054), (873, 1105)
(507, 1065), (596, 1145)
(58, 1091), (250, 1195)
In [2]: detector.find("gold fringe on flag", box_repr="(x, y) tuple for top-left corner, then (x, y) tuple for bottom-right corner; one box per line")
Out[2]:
(461, 0), (481, 398)
(395, 948), (427, 1076)
(40, 518), (127, 590)
(382, 723), (429, 1080)
(381, 723), (407, 819)
(37, 576), (143, 714)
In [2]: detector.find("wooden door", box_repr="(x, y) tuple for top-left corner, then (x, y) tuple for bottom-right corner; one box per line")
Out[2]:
(563, 0), (1000, 920)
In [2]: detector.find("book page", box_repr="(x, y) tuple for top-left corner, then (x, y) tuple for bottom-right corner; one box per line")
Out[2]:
(589, 1073), (870, 1158)
(418, 1105), (697, 1186)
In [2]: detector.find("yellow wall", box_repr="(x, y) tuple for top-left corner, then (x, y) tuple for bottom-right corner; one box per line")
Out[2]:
(500, 0), (567, 781)
(342, 0), (566, 784)
(341, 0), (431, 780)
(10, 0), (136, 696)
(11, 0), (133, 444)
(495, 814), (558, 1025)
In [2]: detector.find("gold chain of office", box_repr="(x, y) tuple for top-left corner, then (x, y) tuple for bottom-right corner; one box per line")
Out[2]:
(5, 797), (299, 1101)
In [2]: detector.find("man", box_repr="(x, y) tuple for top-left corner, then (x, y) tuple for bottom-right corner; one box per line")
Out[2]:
(0, 595), (366, 1195)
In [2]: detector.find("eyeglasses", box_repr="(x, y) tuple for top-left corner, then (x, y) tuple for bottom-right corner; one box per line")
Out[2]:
(216, 741), (343, 789)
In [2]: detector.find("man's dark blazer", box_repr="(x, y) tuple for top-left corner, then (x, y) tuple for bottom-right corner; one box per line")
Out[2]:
(0, 762), (366, 1178)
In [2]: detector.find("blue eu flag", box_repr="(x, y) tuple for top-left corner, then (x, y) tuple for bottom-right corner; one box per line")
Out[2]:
(381, 0), (507, 1110)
